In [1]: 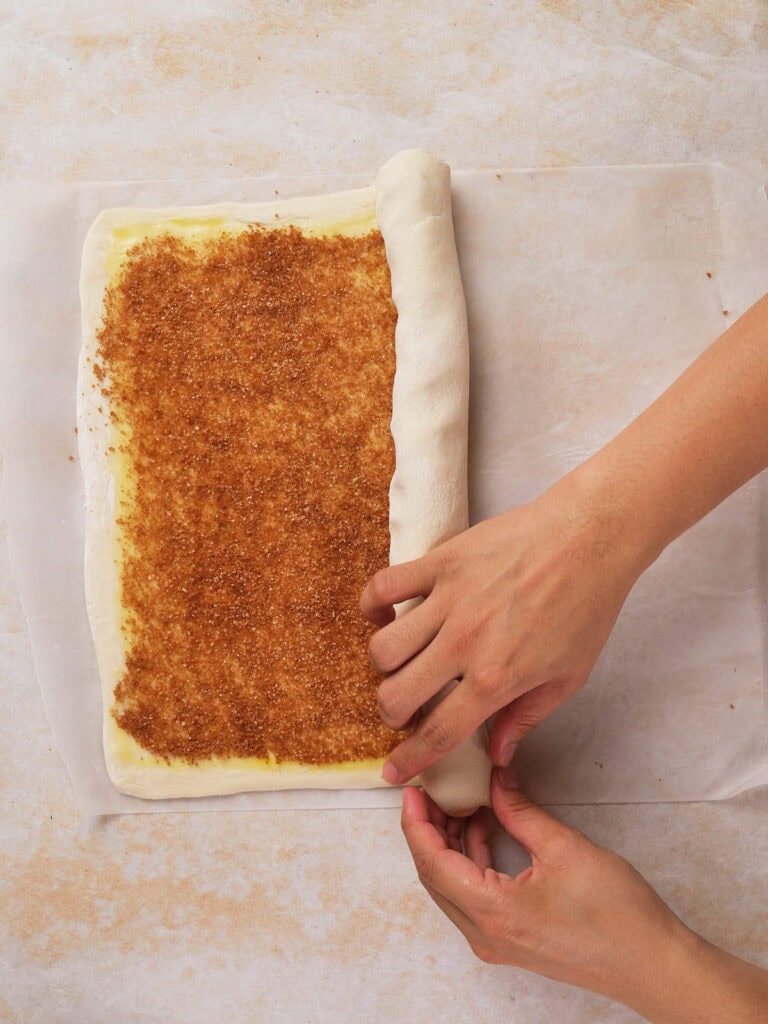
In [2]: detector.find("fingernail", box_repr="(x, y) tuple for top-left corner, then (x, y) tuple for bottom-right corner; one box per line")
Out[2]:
(497, 740), (518, 768)
(382, 761), (401, 785)
(497, 764), (519, 790)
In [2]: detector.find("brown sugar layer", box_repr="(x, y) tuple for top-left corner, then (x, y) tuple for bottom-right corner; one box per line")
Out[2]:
(95, 224), (398, 764)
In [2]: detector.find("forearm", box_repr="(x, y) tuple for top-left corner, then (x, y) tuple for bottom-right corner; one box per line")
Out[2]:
(620, 925), (768, 1024)
(560, 293), (768, 574)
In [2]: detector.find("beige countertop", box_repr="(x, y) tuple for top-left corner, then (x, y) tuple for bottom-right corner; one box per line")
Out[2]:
(1, 3), (767, 1022)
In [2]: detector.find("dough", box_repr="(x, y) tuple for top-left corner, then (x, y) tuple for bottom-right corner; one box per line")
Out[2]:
(79, 188), (391, 798)
(79, 149), (491, 809)
(420, 724), (492, 818)
(376, 151), (492, 817)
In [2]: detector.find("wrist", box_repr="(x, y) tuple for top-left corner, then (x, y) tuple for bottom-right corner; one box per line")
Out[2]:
(618, 923), (768, 1024)
(545, 453), (665, 588)
(613, 920), (701, 1023)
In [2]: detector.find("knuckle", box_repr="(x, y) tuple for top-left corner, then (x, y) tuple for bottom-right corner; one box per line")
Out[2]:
(537, 824), (586, 869)
(504, 913), (531, 945)
(376, 683), (404, 727)
(368, 630), (393, 673)
(370, 614), (422, 674)
(512, 706), (545, 737)
(549, 824), (585, 858)
(505, 704), (548, 745)
(369, 567), (395, 605)
(471, 662), (508, 701)
(397, 608), (427, 647)
(433, 544), (460, 582)
(427, 544), (450, 573)
(451, 615), (483, 656)
(413, 852), (439, 887)
(417, 713), (452, 756)
(509, 653), (539, 691)
(474, 888), (505, 925)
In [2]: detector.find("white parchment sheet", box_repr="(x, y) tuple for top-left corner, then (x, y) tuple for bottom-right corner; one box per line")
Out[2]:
(1, 163), (767, 816)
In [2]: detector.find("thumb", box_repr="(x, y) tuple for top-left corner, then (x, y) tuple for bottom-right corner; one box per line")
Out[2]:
(490, 678), (581, 767)
(491, 765), (568, 856)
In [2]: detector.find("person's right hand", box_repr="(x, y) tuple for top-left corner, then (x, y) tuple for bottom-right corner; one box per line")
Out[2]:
(361, 470), (653, 785)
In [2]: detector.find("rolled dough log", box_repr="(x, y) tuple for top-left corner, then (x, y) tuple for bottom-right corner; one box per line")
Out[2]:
(375, 150), (492, 817)
(420, 722), (492, 818)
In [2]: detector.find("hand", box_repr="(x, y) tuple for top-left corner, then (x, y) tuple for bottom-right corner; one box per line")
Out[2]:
(402, 769), (681, 998)
(361, 474), (649, 785)
(364, 297), (768, 786)
(402, 771), (768, 1023)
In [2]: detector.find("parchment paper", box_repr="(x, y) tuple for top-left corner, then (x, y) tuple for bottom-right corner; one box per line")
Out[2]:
(1, 162), (767, 816)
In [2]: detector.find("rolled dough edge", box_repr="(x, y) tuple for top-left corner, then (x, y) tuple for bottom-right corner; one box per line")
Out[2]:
(375, 150), (492, 817)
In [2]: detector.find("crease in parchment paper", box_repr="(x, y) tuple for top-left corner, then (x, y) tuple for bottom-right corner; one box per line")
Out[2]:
(0, 162), (767, 816)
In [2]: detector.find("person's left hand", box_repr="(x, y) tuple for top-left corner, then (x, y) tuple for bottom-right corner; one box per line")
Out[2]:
(401, 767), (686, 1005)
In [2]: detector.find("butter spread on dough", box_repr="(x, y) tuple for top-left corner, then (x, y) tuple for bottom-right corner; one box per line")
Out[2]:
(375, 150), (492, 817)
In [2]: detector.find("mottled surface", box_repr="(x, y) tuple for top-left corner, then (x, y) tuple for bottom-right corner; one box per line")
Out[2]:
(1, 1), (768, 178)
(1, 2), (767, 1022)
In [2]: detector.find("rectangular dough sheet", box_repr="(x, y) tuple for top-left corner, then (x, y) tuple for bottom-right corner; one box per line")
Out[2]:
(78, 150), (469, 799)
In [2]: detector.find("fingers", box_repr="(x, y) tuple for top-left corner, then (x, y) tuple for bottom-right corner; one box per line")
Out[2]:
(360, 558), (438, 627)
(401, 789), (479, 935)
(401, 787), (484, 900)
(383, 681), (490, 783)
(376, 631), (458, 731)
(368, 599), (443, 674)
(489, 678), (579, 766)
(420, 785), (465, 853)
(445, 816), (466, 854)
(464, 808), (494, 871)
(411, 789), (491, 865)
(423, 882), (478, 936)
(490, 766), (569, 857)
